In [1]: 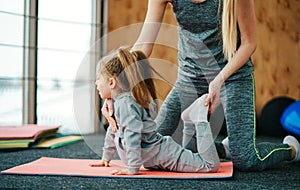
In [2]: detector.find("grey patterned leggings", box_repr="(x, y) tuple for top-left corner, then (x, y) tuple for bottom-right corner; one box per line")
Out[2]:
(156, 68), (292, 171)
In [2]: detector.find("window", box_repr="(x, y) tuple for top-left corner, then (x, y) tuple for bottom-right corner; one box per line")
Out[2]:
(36, 0), (96, 134)
(0, 0), (102, 134)
(0, 0), (25, 125)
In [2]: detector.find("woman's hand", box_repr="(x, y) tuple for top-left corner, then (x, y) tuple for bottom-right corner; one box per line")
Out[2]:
(111, 168), (136, 175)
(205, 74), (224, 113)
(89, 159), (110, 167)
(101, 99), (118, 132)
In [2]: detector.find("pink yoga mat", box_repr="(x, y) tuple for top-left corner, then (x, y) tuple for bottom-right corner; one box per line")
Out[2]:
(1, 157), (233, 179)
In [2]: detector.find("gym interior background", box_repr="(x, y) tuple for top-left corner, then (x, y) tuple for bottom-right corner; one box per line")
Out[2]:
(0, 0), (299, 135)
(1, 1), (300, 189)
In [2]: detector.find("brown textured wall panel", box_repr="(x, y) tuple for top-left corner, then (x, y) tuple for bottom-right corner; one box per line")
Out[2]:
(107, 0), (147, 31)
(253, 0), (300, 115)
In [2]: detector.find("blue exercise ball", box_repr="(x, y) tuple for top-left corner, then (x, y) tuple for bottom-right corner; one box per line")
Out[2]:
(281, 100), (300, 136)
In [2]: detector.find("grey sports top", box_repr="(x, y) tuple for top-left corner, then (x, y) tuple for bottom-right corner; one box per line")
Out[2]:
(171, 0), (253, 80)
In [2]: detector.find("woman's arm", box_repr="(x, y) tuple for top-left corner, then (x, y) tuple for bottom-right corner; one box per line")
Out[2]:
(205, 0), (257, 112)
(219, 0), (257, 81)
(131, 0), (169, 57)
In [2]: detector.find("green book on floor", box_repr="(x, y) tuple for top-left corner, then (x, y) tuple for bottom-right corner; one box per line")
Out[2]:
(0, 139), (34, 148)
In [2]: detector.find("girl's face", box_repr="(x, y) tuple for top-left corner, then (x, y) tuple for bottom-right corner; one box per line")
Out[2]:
(95, 75), (112, 99)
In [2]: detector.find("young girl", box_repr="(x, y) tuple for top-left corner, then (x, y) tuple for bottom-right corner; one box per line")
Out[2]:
(91, 47), (220, 175)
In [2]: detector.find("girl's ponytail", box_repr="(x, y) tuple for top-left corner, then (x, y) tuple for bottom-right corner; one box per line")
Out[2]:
(117, 48), (157, 109)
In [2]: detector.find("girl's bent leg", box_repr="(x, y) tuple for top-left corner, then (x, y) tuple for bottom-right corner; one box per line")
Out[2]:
(181, 94), (209, 152)
(195, 121), (220, 172)
(174, 121), (220, 173)
(179, 94), (220, 172)
(182, 121), (196, 151)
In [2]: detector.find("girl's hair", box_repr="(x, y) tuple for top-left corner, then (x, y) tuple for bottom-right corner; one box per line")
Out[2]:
(222, 0), (237, 62)
(97, 47), (157, 109)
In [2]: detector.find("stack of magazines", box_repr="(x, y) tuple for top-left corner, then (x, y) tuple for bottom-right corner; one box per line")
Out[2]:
(0, 124), (83, 149)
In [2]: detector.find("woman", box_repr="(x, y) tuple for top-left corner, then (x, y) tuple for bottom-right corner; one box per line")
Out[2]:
(102, 0), (300, 171)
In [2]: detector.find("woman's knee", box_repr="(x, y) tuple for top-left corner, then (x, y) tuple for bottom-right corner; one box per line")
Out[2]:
(231, 154), (263, 171)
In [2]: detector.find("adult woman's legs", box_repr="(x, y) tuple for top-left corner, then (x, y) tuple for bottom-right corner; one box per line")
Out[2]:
(156, 88), (184, 136)
(222, 74), (292, 171)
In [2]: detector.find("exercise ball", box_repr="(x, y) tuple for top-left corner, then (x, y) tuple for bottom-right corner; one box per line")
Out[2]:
(259, 96), (295, 137)
(281, 100), (300, 136)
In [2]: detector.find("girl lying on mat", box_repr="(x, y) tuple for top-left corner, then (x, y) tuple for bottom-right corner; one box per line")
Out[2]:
(90, 47), (220, 175)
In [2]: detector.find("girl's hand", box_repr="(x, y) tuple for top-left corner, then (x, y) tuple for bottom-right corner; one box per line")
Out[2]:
(89, 159), (110, 167)
(111, 168), (136, 175)
(101, 99), (118, 132)
(205, 74), (224, 113)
